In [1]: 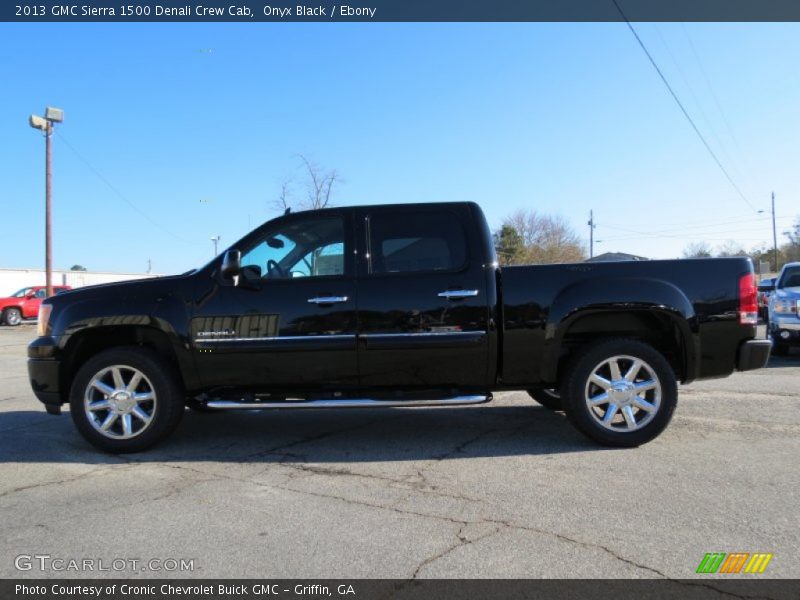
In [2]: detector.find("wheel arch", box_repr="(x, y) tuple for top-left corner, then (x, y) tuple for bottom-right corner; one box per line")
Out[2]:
(60, 325), (188, 399)
(540, 277), (698, 385)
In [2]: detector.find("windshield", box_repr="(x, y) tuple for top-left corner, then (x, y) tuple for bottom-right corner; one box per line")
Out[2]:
(11, 287), (33, 298)
(778, 267), (800, 289)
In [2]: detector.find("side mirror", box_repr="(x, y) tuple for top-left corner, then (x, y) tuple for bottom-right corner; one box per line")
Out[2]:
(220, 249), (241, 280)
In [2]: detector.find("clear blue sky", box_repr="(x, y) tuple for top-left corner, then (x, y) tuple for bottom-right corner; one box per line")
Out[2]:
(1, 23), (798, 273)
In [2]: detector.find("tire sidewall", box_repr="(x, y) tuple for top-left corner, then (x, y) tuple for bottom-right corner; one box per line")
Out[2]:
(561, 339), (678, 447)
(4, 308), (22, 326)
(69, 347), (183, 453)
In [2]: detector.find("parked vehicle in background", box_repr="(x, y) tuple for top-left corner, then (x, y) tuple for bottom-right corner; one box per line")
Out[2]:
(27, 202), (770, 453)
(758, 277), (776, 321)
(767, 262), (800, 355)
(0, 286), (71, 326)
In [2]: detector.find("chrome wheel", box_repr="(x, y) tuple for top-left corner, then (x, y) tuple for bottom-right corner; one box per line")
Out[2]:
(5, 308), (22, 326)
(84, 365), (157, 440)
(584, 355), (661, 432)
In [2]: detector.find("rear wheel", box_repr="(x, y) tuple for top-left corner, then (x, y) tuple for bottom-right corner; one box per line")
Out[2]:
(3, 308), (22, 326)
(527, 388), (563, 411)
(561, 338), (677, 447)
(69, 347), (184, 453)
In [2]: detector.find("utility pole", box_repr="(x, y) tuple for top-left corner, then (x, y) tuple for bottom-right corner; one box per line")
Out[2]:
(45, 122), (53, 297)
(29, 107), (64, 298)
(588, 210), (596, 259)
(771, 192), (778, 273)
(147, 258), (152, 274)
(211, 235), (221, 256)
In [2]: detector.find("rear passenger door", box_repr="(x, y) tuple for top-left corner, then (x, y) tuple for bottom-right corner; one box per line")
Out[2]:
(356, 205), (490, 389)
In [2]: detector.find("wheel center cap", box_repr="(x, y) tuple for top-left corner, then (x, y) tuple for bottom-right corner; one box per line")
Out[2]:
(609, 380), (635, 404)
(110, 391), (134, 413)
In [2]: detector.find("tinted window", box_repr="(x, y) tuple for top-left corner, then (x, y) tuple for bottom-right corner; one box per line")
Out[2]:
(241, 216), (345, 279)
(780, 267), (800, 288)
(369, 211), (467, 274)
(34, 289), (47, 298)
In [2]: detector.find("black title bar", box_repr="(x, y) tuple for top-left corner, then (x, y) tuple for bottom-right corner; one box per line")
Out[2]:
(5, 0), (800, 22)
(5, 579), (800, 600)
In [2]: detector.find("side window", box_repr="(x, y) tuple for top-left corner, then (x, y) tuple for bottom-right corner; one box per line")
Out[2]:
(369, 211), (467, 274)
(34, 289), (47, 298)
(241, 216), (345, 279)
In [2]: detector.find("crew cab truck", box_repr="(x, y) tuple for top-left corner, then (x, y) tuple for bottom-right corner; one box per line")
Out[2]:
(28, 202), (771, 452)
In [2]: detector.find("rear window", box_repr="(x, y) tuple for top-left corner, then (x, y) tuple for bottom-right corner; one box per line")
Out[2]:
(368, 210), (467, 274)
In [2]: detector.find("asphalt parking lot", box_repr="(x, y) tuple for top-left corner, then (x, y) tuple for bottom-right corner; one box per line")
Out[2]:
(1, 324), (798, 579)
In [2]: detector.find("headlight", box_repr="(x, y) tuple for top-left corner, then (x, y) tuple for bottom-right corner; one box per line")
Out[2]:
(773, 299), (798, 315)
(37, 303), (52, 337)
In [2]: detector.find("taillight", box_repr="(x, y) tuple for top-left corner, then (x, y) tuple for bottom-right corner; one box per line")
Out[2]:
(739, 273), (758, 325)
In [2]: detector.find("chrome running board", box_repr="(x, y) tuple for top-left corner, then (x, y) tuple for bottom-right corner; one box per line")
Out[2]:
(204, 394), (491, 410)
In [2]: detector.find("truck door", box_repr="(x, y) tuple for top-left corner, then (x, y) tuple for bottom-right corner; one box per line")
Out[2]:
(23, 288), (46, 318)
(191, 210), (359, 391)
(355, 205), (490, 389)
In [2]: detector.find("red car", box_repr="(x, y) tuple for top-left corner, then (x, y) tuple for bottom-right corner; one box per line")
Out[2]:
(0, 286), (71, 326)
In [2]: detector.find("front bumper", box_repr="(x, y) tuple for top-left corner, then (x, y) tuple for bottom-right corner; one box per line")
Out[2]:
(27, 336), (63, 412)
(736, 339), (772, 371)
(769, 315), (800, 345)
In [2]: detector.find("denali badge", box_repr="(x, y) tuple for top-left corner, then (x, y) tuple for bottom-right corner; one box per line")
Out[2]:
(197, 330), (236, 337)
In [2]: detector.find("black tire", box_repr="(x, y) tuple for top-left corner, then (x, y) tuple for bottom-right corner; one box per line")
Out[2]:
(560, 338), (678, 448)
(3, 307), (22, 326)
(69, 347), (185, 453)
(770, 337), (789, 356)
(527, 388), (563, 411)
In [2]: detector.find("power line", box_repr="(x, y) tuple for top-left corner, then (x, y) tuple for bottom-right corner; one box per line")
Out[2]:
(611, 0), (758, 213)
(681, 23), (764, 192)
(55, 131), (194, 244)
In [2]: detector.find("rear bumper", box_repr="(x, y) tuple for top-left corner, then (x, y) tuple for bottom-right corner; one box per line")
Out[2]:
(736, 339), (772, 372)
(27, 336), (63, 410)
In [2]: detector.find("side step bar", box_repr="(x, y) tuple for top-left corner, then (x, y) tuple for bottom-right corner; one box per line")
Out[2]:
(204, 394), (492, 410)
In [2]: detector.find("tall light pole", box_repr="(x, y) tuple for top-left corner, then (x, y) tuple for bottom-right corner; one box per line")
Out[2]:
(211, 235), (221, 256)
(588, 210), (596, 258)
(758, 192), (779, 273)
(771, 192), (778, 272)
(29, 107), (64, 298)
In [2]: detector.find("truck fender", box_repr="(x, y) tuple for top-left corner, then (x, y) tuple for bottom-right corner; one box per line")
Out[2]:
(541, 277), (699, 383)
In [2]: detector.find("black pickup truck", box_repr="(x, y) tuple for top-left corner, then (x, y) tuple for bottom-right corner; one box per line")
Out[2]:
(28, 202), (771, 452)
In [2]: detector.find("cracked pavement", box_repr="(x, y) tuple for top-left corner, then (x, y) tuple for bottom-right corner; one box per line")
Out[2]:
(1, 325), (798, 579)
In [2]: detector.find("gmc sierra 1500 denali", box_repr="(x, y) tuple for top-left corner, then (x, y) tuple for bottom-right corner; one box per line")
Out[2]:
(28, 202), (771, 452)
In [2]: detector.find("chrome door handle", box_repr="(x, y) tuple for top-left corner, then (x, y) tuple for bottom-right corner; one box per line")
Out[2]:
(308, 296), (349, 304)
(437, 289), (479, 299)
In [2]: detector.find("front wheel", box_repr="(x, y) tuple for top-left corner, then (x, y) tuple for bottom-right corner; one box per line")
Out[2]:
(3, 308), (22, 326)
(69, 347), (185, 453)
(561, 339), (677, 448)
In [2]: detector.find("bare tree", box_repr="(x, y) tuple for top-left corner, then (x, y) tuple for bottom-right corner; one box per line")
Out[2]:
(271, 155), (341, 213)
(498, 209), (586, 264)
(682, 242), (713, 258)
(716, 240), (747, 258)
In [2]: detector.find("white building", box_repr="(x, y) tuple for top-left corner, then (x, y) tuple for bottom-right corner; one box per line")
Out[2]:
(0, 267), (160, 296)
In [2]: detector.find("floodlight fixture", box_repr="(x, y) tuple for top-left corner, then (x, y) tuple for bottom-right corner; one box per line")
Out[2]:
(45, 106), (64, 122)
(29, 115), (49, 131)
